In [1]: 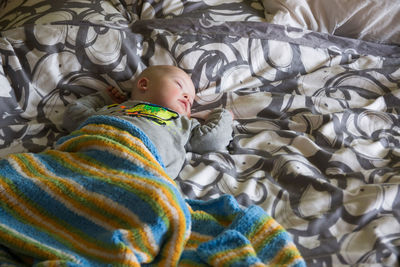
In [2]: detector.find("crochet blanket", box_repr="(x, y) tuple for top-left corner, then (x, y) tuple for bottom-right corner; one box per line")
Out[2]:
(0, 115), (305, 266)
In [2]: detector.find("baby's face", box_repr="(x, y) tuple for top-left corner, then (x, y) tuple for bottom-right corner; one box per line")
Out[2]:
(146, 66), (196, 117)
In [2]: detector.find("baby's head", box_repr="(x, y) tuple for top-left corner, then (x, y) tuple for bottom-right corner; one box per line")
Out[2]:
(131, 65), (195, 117)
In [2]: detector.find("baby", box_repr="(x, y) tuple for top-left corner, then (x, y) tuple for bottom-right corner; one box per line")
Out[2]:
(62, 65), (233, 178)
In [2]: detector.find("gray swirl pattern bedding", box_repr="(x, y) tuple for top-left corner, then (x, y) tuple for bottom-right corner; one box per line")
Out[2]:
(1, 1), (400, 266)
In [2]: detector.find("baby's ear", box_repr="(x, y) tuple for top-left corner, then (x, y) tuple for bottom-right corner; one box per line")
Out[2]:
(137, 77), (149, 91)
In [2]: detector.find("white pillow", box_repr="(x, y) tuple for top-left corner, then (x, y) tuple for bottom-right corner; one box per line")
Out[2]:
(262, 0), (400, 45)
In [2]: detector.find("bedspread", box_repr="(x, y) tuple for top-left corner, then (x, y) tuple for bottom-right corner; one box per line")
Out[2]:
(0, 1), (400, 266)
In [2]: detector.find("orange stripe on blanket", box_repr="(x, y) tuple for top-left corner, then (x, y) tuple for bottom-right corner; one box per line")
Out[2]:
(208, 245), (258, 266)
(269, 243), (304, 266)
(185, 231), (213, 250)
(249, 216), (284, 251)
(0, 222), (77, 263)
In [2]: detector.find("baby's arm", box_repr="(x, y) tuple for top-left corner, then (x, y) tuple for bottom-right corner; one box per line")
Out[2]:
(187, 108), (234, 153)
(62, 88), (116, 132)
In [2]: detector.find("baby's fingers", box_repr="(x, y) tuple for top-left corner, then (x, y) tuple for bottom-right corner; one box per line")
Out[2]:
(107, 86), (127, 103)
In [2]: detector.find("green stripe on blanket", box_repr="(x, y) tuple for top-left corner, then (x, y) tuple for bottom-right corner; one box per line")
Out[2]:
(0, 115), (305, 266)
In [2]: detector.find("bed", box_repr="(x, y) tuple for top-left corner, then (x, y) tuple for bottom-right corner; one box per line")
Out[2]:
(0, 0), (399, 266)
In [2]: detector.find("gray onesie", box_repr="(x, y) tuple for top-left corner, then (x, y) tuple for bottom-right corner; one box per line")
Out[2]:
(62, 91), (233, 178)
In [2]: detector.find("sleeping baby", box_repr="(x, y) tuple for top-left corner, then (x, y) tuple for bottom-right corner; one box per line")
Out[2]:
(62, 65), (234, 178)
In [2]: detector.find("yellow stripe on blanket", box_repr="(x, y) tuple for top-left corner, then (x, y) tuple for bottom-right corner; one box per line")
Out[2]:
(0, 222), (78, 263)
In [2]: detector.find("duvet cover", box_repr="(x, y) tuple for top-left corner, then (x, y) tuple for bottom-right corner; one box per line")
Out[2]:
(0, 0), (399, 266)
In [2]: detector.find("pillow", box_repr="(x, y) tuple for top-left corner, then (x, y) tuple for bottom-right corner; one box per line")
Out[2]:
(262, 0), (400, 45)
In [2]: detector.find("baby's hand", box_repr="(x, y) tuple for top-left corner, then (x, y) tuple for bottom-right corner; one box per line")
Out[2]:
(191, 108), (235, 120)
(227, 110), (235, 119)
(191, 110), (212, 120)
(107, 86), (127, 104)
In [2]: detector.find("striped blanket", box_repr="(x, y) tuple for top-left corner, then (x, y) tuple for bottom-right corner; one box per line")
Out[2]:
(0, 115), (305, 266)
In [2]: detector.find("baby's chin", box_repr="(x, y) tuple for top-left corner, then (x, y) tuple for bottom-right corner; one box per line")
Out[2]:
(168, 105), (190, 117)
(179, 108), (191, 117)
(177, 110), (191, 117)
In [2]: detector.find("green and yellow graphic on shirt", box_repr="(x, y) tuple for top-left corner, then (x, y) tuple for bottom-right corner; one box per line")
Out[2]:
(107, 102), (179, 125)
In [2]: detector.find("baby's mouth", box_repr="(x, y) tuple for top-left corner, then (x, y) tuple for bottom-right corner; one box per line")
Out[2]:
(179, 100), (188, 112)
